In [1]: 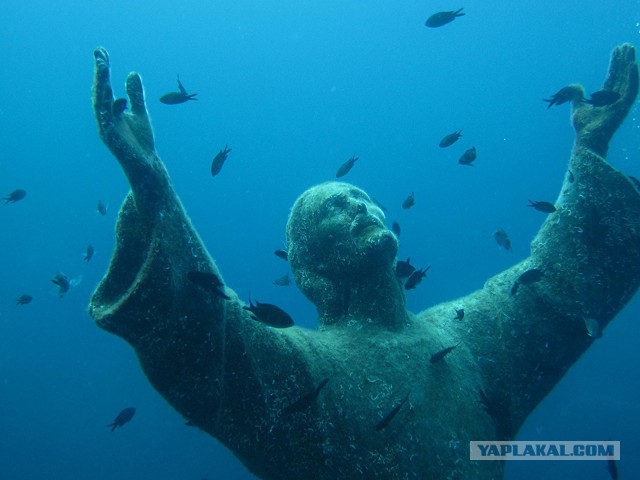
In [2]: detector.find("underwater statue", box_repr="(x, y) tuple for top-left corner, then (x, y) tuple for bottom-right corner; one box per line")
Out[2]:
(91, 44), (639, 479)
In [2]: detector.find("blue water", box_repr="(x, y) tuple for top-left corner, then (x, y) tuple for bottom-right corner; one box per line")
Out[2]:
(1, 1), (638, 478)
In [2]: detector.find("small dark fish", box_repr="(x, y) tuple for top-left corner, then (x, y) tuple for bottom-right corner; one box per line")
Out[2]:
(458, 146), (476, 166)
(567, 169), (574, 183)
(543, 86), (583, 109)
(453, 308), (464, 320)
(160, 76), (198, 104)
(51, 272), (71, 297)
(583, 317), (602, 339)
(3, 189), (26, 204)
(274, 249), (289, 261)
(84, 245), (95, 263)
(519, 268), (544, 284)
(283, 378), (330, 415)
(510, 268), (544, 295)
(607, 458), (618, 480)
(430, 344), (459, 364)
(404, 266), (430, 290)
(210, 145), (232, 177)
(187, 271), (230, 300)
(273, 273), (291, 287)
(107, 407), (136, 431)
(527, 199), (556, 213)
(336, 154), (358, 178)
(628, 175), (640, 190)
(391, 221), (401, 237)
(493, 229), (512, 251)
(402, 192), (415, 210)
(375, 391), (410, 432)
(16, 294), (32, 306)
(585, 90), (620, 107)
(97, 200), (108, 215)
(244, 297), (294, 328)
(112, 98), (127, 116)
(395, 258), (416, 278)
(439, 129), (462, 148)
(425, 8), (465, 28)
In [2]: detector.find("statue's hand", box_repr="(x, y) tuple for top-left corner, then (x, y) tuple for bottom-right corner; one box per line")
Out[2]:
(93, 47), (167, 209)
(93, 47), (156, 159)
(572, 43), (639, 156)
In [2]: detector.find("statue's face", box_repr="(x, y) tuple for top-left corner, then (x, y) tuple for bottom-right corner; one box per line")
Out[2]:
(288, 183), (398, 278)
(317, 188), (386, 250)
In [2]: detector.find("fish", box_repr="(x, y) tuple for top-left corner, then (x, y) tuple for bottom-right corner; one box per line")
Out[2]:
(583, 317), (602, 339)
(107, 407), (136, 431)
(391, 221), (401, 237)
(160, 76), (198, 104)
(454, 308), (464, 320)
(211, 145), (232, 177)
(493, 229), (512, 251)
(439, 129), (462, 148)
(274, 249), (289, 261)
(336, 154), (358, 178)
(395, 258), (416, 278)
(542, 86), (583, 109)
(585, 90), (620, 107)
(84, 245), (95, 263)
(402, 192), (415, 209)
(187, 271), (230, 300)
(112, 98), (127, 116)
(527, 200), (556, 213)
(458, 146), (476, 166)
(607, 458), (618, 480)
(273, 273), (291, 286)
(51, 272), (71, 297)
(283, 378), (330, 415)
(244, 297), (294, 328)
(404, 266), (430, 290)
(16, 294), (32, 306)
(425, 8), (465, 28)
(375, 391), (410, 431)
(2, 189), (26, 204)
(97, 200), (108, 215)
(510, 268), (544, 295)
(430, 344), (459, 364)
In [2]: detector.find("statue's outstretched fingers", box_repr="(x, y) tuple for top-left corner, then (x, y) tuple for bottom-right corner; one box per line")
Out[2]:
(124, 72), (155, 153)
(94, 47), (110, 82)
(618, 44), (639, 102)
(572, 44), (638, 156)
(603, 44), (638, 95)
(126, 72), (147, 115)
(93, 47), (115, 133)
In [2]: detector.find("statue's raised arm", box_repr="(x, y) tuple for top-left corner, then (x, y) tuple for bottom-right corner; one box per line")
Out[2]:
(90, 45), (638, 480)
(90, 48), (318, 460)
(440, 43), (640, 441)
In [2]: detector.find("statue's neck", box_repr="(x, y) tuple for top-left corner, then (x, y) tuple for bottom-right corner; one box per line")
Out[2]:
(317, 268), (409, 331)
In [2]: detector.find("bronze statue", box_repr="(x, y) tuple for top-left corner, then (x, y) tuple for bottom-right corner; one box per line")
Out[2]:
(91, 44), (639, 479)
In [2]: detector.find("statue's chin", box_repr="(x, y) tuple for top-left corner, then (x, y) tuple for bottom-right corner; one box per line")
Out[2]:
(356, 228), (398, 269)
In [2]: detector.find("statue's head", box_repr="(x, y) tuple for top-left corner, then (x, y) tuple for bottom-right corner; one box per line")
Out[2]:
(286, 182), (402, 325)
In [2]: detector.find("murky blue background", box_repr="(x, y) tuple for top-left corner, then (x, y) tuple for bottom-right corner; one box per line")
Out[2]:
(1, 1), (638, 478)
